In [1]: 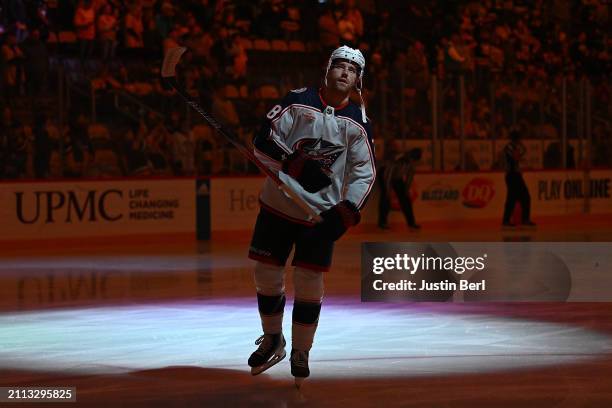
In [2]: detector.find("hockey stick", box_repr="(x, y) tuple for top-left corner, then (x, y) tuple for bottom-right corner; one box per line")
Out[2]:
(161, 47), (322, 222)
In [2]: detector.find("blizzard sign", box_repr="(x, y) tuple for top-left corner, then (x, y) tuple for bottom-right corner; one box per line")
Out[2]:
(0, 179), (196, 240)
(420, 182), (459, 207)
(462, 178), (495, 208)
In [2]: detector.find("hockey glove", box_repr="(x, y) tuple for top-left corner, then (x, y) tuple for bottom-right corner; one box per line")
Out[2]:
(282, 150), (332, 193)
(315, 200), (361, 241)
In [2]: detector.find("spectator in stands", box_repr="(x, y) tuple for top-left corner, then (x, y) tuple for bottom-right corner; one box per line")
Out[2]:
(337, 11), (357, 48)
(142, 6), (162, 57)
(229, 34), (248, 83)
(6, 0), (28, 43)
(145, 115), (171, 173)
(1, 32), (24, 102)
(124, 120), (151, 175)
(2, 106), (29, 178)
(211, 26), (232, 73)
(343, 0), (364, 44)
(124, 3), (144, 50)
(63, 113), (93, 177)
(221, 6), (241, 38)
(74, 0), (96, 64)
(280, 0), (301, 40)
(190, 26), (214, 60)
(0, 0), (610, 181)
(192, 124), (216, 175)
(97, 4), (118, 61)
(155, 2), (176, 39)
(405, 40), (430, 117)
(445, 33), (470, 74)
(91, 64), (122, 92)
(257, 0), (285, 39)
(318, 6), (339, 51)
(183, 12), (204, 52)
(211, 85), (240, 129)
(163, 25), (184, 54)
(168, 110), (194, 176)
(83, 123), (122, 177)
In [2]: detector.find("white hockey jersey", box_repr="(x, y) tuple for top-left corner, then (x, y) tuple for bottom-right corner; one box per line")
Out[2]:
(253, 87), (376, 224)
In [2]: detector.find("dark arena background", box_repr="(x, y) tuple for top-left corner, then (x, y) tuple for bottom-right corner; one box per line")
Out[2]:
(1, 0), (611, 407)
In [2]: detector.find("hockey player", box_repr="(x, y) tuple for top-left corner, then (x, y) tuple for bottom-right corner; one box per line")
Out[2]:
(247, 46), (376, 387)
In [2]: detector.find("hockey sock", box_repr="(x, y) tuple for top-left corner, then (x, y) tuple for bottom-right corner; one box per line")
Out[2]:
(254, 262), (286, 334)
(292, 300), (322, 351)
(292, 267), (324, 350)
(257, 293), (286, 334)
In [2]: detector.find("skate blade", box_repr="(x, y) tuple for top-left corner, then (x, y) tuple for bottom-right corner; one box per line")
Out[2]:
(294, 377), (305, 389)
(250, 349), (286, 376)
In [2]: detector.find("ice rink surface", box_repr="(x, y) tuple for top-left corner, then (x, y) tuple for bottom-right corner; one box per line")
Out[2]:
(1, 220), (611, 407)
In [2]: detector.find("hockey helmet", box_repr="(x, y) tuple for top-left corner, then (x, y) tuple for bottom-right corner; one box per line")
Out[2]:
(324, 45), (368, 122)
(325, 45), (365, 87)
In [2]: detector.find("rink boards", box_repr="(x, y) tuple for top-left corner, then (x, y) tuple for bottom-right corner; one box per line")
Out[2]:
(0, 170), (610, 240)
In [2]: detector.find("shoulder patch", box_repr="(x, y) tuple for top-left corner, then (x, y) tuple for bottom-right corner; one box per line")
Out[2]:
(290, 87), (308, 93)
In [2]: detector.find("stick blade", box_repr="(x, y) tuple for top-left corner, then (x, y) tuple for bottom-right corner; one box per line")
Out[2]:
(161, 47), (187, 78)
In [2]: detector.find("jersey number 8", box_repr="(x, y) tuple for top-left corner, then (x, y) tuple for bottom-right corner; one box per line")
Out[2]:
(266, 105), (282, 120)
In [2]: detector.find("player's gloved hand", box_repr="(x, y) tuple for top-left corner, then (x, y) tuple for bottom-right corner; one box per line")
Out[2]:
(314, 200), (361, 241)
(282, 150), (332, 193)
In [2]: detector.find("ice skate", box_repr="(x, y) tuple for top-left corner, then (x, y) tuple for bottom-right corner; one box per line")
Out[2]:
(290, 349), (310, 389)
(248, 333), (286, 375)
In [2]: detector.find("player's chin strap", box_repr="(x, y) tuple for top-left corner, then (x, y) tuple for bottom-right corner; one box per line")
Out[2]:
(356, 78), (367, 123)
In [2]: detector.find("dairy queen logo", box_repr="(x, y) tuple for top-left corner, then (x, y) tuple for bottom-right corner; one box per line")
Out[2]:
(462, 178), (495, 208)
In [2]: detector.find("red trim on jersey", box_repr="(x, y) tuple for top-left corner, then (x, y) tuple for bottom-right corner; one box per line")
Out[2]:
(318, 88), (350, 110)
(254, 146), (283, 167)
(267, 106), (294, 155)
(271, 105), (293, 124)
(264, 127), (292, 155)
(259, 200), (316, 226)
(292, 104), (323, 114)
(336, 115), (377, 209)
(248, 252), (285, 266)
(357, 134), (377, 208)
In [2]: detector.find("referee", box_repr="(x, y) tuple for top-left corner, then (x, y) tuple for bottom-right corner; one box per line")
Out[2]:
(502, 130), (536, 227)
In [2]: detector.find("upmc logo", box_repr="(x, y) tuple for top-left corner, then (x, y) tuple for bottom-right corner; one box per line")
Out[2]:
(15, 190), (124, 224)
(462, 178), (495, 208)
